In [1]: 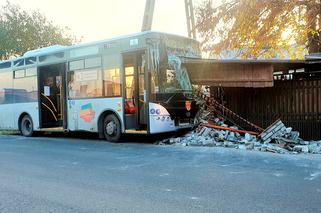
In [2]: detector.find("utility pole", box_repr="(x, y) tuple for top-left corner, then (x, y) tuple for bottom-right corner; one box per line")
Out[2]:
(141, 0), (156, 32)
(185, 0), (196, 39)
(142, 0), (196, 39)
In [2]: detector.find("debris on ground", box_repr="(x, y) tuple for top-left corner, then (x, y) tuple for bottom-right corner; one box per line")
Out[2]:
(157, 91), (321, 154)
(157, 116), (321, 154)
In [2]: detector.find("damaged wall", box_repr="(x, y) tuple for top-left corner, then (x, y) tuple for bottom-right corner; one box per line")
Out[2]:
(211, 78), (321, 140)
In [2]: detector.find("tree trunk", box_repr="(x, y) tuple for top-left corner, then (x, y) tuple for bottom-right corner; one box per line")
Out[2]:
(307, 3), (321, 54)
(308, 31), (321, 54)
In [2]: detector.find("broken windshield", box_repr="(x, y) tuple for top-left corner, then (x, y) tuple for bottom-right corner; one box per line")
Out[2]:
(158, 54), (192, 93)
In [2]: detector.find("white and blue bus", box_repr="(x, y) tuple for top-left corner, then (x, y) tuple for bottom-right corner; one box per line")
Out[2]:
(0, 31), (200, 142)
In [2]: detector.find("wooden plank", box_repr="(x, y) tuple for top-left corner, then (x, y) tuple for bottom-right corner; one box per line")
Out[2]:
(204, 123), (260, 136)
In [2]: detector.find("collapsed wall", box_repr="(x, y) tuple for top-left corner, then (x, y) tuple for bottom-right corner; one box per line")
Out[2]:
(157, 109), (321, 154)
(211, 76), (321, 140)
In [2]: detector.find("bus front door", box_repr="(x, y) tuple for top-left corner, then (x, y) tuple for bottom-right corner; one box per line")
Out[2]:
(38, 63), (67, 129)
(123, 52), (147, 131)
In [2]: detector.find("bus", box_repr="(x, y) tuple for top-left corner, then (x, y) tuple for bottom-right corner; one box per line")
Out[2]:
(0, 31), (200, 142)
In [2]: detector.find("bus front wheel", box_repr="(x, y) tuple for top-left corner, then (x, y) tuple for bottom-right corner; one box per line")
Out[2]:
(20, 115), (34, 137)
(103, 114), (121, 142)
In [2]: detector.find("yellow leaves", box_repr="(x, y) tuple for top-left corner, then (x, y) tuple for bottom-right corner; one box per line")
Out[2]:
(196, 0), (321, 58)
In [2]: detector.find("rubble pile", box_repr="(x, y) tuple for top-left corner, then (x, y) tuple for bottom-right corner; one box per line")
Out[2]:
(158, 94), (321, 154)
(158, 119), (321, 154)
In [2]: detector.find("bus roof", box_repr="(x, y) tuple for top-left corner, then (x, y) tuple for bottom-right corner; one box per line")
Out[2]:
(23, 45), (67, 57)
(0, 31), (199, 69)
(20, 31), (198, 58)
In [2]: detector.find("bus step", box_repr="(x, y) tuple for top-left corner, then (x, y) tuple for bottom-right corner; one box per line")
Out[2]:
(39, 127), (66, 132)
(125, 130), (148, 134)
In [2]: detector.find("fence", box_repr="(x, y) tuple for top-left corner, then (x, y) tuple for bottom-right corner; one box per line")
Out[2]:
(211, 77), (321, 140)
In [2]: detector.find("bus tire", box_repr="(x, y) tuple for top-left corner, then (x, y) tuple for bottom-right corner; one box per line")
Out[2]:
(103, 114), (121, 142)
(20, 115), (34, 137)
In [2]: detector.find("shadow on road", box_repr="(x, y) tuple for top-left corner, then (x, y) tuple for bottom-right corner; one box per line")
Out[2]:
(33, 129), (190, 144)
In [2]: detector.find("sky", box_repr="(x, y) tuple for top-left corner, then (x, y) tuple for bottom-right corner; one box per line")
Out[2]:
(0, 0), (207, 43)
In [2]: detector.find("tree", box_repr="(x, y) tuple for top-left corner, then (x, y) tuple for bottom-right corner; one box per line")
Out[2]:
(196, 0), (321, 59)
(0, 1), (78, 60)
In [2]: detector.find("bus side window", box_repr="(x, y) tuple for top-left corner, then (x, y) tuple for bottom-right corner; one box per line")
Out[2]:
(13, 70), (37, 103)
(68, 72), (79, 98)
(103, 68), (121, 97)
(0, 72), (13, 104)
(68, 69), (103, 99)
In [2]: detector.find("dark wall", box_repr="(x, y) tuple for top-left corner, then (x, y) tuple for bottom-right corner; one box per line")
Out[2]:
(211, 77), (321, 140)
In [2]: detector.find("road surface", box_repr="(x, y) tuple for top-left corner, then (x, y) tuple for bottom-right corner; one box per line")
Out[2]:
(0, 134), (321, 213)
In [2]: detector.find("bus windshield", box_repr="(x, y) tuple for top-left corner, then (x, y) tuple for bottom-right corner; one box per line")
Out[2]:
(159, 54), (192, 93)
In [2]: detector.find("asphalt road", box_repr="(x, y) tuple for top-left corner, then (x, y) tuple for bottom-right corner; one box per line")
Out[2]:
(0, 134), (321, 213)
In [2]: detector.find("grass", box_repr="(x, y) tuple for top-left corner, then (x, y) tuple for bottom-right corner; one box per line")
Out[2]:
(0, 130), (20, 135)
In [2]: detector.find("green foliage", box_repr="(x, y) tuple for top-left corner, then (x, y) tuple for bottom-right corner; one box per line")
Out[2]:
(0, 1), (79, 60)
(196, 0), (321, 59)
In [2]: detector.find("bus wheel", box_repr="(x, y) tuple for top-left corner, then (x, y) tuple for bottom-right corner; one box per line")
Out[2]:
(20, 115), (34, 137)
(103, 114), (121, 142)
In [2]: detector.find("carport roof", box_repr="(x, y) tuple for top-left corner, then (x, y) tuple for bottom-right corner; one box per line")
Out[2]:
(180, 57), (315, 72)
(181, 57), (321, 87)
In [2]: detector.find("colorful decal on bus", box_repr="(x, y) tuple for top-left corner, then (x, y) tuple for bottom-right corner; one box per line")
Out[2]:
(80, 103), (95, 123)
